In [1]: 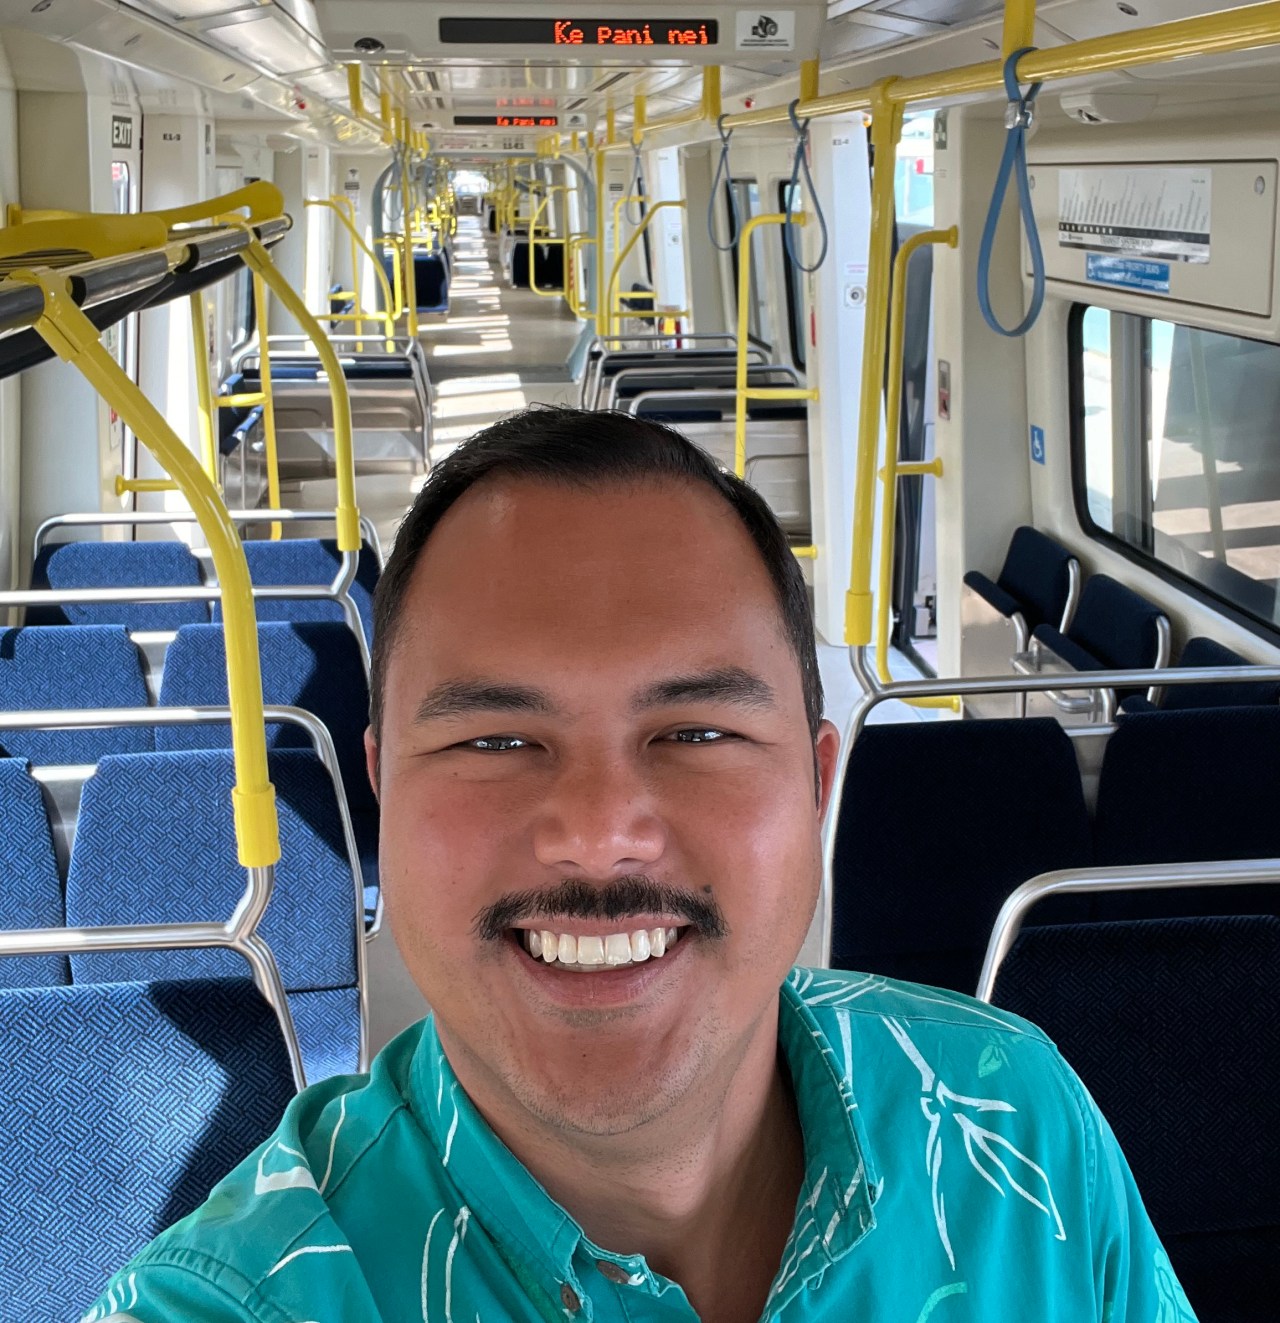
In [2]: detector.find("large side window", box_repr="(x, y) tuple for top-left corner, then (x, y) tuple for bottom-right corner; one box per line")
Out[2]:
(1072, 304), (1280, 628)
(777, 180), (806, 371)
(724, 177), (772, 352)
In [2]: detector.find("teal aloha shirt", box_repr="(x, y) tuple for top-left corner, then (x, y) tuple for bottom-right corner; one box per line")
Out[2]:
(83, 968), (1197, 1323)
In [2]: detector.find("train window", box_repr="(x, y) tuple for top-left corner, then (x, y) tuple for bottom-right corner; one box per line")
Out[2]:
(724, 177), (772, 352)
(894, 113), (935, 226)
(1073, 304), (1280, 629)
(229, 267), (255, 351)
(777, 180), (806, 370)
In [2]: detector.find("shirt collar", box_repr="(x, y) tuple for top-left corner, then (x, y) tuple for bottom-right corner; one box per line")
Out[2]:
(407, 973), (877, 1311)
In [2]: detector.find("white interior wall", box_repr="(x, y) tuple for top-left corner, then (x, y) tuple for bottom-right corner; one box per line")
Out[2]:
(270, 143), (306, 335)
(0, 39), (20, 595)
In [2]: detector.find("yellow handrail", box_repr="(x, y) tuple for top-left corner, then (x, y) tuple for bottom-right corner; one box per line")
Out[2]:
(606, 198), (684, 339)
(11, 267), (280, 867)
(845, 81), (903, 647)
(565, 235), (596, 319)
(875, 227), (958, 710)
(722, 0), (1280, 129)
(252, 273), (283, 539)
(527, 187), (568, 298)
(397, 149), (420, 337)
(733, 212), (819, 479)
(305, 196), (399, 345)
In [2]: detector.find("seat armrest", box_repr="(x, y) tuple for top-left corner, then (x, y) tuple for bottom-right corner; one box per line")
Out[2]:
(963, 570), (1022, 621)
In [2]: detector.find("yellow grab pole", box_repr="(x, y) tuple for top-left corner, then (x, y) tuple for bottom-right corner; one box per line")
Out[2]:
(116, 476), (178, 494)
(306, 197), (399, 341)
(252, 271), (283, 540)
(240, 238), (362, 555)
(1002, 0), (1038, 55)
(735, 213), (792, 476)
(605, 199), (684, 337)
(875, 226), (957, 708)
(12, 269), (279, 867)
(189, 291), (219, 484)
(594, 145), (609, 338)
(399, 149), (420, 337)
(845, 81), (903, 647)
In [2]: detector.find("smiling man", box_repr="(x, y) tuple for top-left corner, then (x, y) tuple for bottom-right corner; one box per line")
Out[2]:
(86, 408), (1193, 1323)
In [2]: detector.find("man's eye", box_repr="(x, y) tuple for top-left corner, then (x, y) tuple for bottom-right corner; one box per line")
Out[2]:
(670, 728), (730, 744)
(464, 736), (530, 752)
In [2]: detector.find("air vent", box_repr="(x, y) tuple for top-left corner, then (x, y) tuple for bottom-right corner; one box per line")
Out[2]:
(592, 71), (630, 93)
(882, 0), (1002, 21)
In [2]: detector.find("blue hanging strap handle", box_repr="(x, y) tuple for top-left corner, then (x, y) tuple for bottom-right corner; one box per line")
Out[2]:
(978, 47), (1045, 337)
(707, 114), (740, 253)
(784, 99), (829, 274)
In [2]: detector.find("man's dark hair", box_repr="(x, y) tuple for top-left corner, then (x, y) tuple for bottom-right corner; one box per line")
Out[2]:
(370, 407), (823, 740)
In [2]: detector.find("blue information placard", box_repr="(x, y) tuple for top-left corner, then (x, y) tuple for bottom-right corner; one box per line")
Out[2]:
(1085, 253), (1171, 294)
(1030, 425), (1046, 466)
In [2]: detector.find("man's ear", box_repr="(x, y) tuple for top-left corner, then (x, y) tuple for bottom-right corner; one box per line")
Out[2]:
(364, 727), (380, 803)
(814, 719), (841, 821)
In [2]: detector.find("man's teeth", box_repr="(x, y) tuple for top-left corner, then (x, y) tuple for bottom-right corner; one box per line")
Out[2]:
(523, 927), (681, 968)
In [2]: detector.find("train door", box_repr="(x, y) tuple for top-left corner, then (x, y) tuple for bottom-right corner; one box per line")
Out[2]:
(105, 93), (141, 508)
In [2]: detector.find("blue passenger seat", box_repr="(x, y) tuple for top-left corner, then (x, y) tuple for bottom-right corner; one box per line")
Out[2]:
(0, 976), (295, 1321)
(990, 914), (1280, 1322)
(66, 749), (362, 1082)
(963, 526), (1079, 643)
(155, 621), (379, 902)
(0, 625), (152, 763)
(0, 758), (69, 987)
(43, 540), (208, 631)
(210, 537), (379, 645)
(1119, 636), (1280, 713)
(830, 718), (1092, 994)
(1092, 706), (1280, 921)
(1032, 573), (1168, 698)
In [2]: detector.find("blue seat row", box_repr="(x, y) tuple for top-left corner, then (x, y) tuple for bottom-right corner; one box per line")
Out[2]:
(28, 536), (378, 643)
(831, 706), (1280, 996)
(0, 620), (378, 904)
(0, 749), (362, 1084)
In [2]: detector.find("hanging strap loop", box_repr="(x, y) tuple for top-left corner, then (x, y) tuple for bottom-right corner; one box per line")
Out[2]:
(784, 99), (828, 273)
(707, 113), (740, 253)
(977, 47), (1045, 337)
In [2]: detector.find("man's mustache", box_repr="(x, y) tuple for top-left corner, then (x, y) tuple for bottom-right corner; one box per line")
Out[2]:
(474, 876), (728, 943)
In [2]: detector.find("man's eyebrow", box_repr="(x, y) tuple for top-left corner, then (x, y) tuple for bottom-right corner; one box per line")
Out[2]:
(633, 667), (777, 712)
(413, 680), (556, 724)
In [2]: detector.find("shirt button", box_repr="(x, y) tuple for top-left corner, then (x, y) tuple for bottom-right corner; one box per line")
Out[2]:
(560, 1283), (581, 1312)
(595, 1260), (633, 1285)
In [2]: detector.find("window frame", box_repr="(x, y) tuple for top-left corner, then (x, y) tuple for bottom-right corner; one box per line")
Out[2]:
(724, 176), (771, 353)
(777, 180), (806, 372)
(1068, 300), (1280, 643)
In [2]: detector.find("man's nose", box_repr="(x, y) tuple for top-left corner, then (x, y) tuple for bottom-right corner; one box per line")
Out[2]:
(531, 755), (666, 875)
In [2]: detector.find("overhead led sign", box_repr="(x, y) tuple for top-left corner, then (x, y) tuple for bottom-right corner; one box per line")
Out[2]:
(454, 115), (561, 127)
(439, 17), (718, 45)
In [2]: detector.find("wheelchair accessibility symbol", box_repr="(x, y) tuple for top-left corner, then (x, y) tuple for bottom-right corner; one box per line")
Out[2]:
(1030, 425), (1046, 465)
(752, 14), (779, 38)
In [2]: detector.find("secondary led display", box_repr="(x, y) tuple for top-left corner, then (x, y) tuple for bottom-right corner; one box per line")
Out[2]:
(454, 115), (561, 127)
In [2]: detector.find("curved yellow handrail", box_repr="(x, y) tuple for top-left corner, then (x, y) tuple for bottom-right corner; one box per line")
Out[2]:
(10, 268), (280, 867)
(875, 227), (958, 710)
(605, 198), (684, 339)
(0, 213), (168, 264)
(527, 187), (568, 298)
(305, 197), (400, 340)
(155, 181), (285, 229)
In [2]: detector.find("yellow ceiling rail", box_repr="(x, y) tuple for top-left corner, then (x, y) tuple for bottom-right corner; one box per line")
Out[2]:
(722, 0), (1280, 127)
(8, 266), (281, 868)
(845, 80), (902, 647)
(875, 226), (958, 709)
(733, 212), (818, 478)
(606, 198), (683, 339)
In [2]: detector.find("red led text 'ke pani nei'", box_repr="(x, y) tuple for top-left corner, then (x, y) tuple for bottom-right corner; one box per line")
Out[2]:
(553, 20), (711, 44)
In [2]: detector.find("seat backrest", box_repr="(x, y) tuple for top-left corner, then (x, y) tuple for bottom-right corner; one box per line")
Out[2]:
(1093, 706), (1280, 920)
(0, 625), (152, 764)
(0, 758), (69, 987)
(44, 541), (208, 631)
(997, 526), (1075, 631)
(210, 538), (377, 644)
(66, 748), (361, 1081)
(0, 977), (295, 1320)
(831, 717), (1093, 994)
(990, 915), (1280, 1320)
(155, 621), (374, 816)
(1161, 636), (1280, 711)
(1067, 574), (1166, 670)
